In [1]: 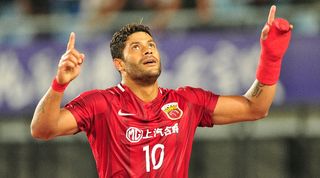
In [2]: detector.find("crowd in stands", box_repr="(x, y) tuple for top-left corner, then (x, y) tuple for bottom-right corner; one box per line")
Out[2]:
(0, 0), (318, 42)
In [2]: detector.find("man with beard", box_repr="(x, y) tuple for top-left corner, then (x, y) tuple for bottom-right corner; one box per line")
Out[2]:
(30, 5), (292, 178)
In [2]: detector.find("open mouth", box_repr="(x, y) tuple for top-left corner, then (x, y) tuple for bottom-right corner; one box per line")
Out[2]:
(142, 57), (157, 65)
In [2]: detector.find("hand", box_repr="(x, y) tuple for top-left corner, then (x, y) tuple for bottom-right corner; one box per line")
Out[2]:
(260, 5), (293, 60)
(56, 32), (85, 84)
(256, 5), (293, 85)
(261, 5), (293, 40)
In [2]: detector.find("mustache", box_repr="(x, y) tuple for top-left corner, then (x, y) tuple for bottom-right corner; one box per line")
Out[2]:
(141, 55), (158, 64)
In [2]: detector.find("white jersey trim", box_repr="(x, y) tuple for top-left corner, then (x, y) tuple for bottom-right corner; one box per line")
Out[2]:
(117, 84), (125, 92)
(117, 83), (163, 95)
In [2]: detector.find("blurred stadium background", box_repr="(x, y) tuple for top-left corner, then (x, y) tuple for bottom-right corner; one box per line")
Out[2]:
(0, 0), (320, 177)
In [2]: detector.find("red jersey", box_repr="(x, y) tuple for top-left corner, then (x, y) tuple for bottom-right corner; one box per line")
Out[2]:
(65, 84), (218, 178)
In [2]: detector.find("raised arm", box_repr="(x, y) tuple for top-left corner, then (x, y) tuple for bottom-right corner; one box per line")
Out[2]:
(213, 5), (292, 125)
(30, 32), (85, 140)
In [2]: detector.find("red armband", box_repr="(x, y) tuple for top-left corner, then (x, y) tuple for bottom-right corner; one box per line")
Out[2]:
(51, 78), (69, 92)
(256, 18), (292, 85)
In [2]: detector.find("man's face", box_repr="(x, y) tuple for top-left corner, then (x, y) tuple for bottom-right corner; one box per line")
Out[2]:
(121, 32), (161, 85)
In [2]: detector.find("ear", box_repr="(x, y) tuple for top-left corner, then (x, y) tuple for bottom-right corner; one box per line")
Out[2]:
(113, 58), (124, 72)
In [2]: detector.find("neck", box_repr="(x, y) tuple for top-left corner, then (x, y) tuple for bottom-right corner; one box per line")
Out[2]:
(122, 79), (159, 103)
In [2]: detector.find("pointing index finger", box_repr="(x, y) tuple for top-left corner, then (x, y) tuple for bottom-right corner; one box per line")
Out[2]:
(267, 5), (276, 25)
(66, 32), (75, 51)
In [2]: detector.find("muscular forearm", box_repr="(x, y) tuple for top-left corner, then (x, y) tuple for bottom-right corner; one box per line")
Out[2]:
(213, 6), (291, 125)
(31, 33), (84, 140)
(244, 80), (276, 117)
(31, 88), (64, 140)
(245, 8), (291, 117)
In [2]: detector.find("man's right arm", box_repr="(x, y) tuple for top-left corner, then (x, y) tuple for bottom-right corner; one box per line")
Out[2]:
(31, 32), (85, 140)
(31, 88), (78, 140)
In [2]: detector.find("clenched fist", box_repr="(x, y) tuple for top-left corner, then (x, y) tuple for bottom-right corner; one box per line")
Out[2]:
(56, 32), (85, 84)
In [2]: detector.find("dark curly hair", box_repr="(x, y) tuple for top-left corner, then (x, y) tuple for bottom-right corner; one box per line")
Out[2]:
(110, 24), (152, 60)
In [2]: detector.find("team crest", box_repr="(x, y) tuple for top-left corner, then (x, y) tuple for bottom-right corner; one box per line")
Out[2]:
(161, 102), (183, 120)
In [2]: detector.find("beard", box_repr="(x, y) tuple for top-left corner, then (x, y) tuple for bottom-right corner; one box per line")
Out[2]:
(124, 60), (162, 86)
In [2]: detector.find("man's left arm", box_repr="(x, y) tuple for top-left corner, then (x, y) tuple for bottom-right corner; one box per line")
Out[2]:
(212, 5), (292, 125)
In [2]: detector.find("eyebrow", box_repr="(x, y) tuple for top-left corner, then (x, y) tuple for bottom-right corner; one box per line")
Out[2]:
(129, 40), (155, 46)
(129, 42), (140, 46)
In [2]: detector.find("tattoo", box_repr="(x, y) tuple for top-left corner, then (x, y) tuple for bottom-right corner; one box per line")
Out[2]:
(35, 92), (54, 116)
(251, 82), (265, 98)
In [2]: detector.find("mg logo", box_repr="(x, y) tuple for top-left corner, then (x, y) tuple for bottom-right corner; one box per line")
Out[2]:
(126, 127), (143, 143)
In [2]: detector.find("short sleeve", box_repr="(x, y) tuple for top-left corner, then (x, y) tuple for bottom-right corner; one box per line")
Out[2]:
(65, 90), (106, 133)
(177, 86), (219, 127)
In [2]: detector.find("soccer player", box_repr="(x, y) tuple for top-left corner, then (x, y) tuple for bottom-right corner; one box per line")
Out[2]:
(30, 5), (292, 178)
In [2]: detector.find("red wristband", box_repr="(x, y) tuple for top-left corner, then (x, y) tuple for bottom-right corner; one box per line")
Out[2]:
(256, 18), (291, 85)
(256, 56), (282, 85)
(51, 78), (69, 92)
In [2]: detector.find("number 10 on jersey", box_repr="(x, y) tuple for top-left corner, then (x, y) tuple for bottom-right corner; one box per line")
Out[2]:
(143, 144), (165, 172)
